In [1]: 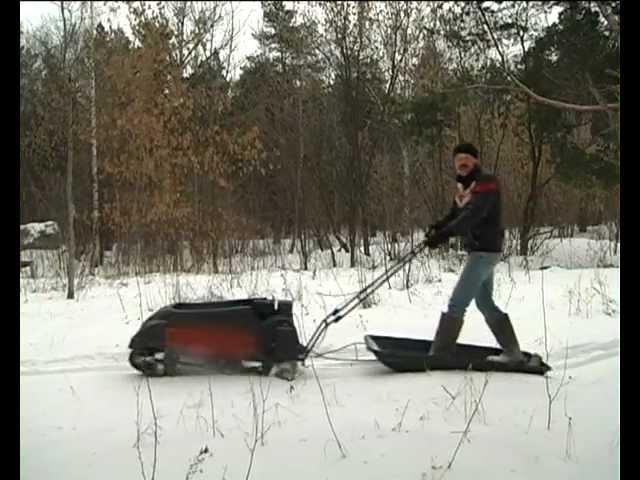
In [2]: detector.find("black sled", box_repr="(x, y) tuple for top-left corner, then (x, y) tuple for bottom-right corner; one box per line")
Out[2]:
(128, 239), (551, 379)
(365, 335), (551, 375)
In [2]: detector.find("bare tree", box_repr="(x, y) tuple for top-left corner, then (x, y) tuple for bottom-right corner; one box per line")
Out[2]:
(320, 1), (379, 266)
(475, 3), (619, 113)
(371, 1), (427, 235)
(89, 1), (100, 271)
(164, 1), (236, 77)
(58, 1), (87, 299)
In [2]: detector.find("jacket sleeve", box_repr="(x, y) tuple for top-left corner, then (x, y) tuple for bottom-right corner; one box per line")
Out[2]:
(439, 180), (498, 236)
(431, 201), (458, 231)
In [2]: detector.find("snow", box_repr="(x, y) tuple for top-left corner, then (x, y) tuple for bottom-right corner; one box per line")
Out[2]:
(511, 237), (619, 270)
(20, 220), (60, 245)
(20, 234), (620, 480)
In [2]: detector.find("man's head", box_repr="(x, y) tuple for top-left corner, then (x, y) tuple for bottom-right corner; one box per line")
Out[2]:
(453, 143), (480, 177)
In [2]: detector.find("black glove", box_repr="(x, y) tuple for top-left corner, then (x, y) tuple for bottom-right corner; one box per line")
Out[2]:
(426, 229), (448, 249)
(424, 223), (441, 239)
(427, 222), (442, 234)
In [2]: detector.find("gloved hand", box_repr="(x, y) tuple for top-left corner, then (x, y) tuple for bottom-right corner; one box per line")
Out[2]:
(427, 222), (442, 234)
(426, 229), (448, 249)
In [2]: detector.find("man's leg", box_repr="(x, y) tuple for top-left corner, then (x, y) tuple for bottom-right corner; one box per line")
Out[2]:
(475, 263), (524, 363)
(429, 253), (494, 355)
(474, 270), (504, 319)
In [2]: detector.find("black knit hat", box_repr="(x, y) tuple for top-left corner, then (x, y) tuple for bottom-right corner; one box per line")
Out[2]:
(453, 142), (479, 159)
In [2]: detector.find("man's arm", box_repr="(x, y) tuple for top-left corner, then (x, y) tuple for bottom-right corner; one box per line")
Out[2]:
(431, 201), (458, 231)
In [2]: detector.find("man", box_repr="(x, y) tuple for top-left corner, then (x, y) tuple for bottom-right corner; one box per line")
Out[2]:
(425, 142), (525, 363)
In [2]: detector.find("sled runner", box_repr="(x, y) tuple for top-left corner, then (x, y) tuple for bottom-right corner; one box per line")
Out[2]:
(128, 239), (550, 379)
(364, 335), (551, 375)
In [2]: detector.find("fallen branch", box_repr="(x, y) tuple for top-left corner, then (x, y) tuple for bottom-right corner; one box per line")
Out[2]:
(184, 445), (212, 480)
(310, 359), (347, 458)
(433, 83), (517, 94)
(564, 393), (575, 461)
(258, 377), (272, 446)
(134, 380), (148, 480)
(465, 375), (488, 425)
(392, 400), (411, 432)
(442, 385), (457, 405)
(244, 380), (261, 480)
(442, 374), (490, 476)
(207, 376), (216, 440)
(115, 285), (129, 323)
(145, 377), (159, 480)
(541, 267), (570, 430)
(135, 268), (144, 323)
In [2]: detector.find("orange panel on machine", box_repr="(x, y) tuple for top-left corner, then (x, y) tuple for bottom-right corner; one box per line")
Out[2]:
(166, 325), (259, 360)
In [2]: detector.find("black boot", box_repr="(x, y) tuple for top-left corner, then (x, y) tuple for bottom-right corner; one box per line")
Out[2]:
(484, 313), (525, 363)
(428, 312), (464, 356)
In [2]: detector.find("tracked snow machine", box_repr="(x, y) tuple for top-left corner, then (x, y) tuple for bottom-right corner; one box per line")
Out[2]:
(128, 240), (551, 380)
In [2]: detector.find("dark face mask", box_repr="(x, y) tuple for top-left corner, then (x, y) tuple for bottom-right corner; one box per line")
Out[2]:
(456, 165), (480, 188)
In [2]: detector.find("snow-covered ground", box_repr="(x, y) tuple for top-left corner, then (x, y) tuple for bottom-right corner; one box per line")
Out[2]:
(20, 236), (620, 480)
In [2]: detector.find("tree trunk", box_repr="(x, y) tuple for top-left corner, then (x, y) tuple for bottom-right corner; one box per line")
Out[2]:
(66, 82), (76, 300)
(349, 225), (357, 267)
(476, 109), (484, 158)
(299, 230), (308, 271)
(362, 216), (371, 257)
(210, 239), (220, 274)
(519, 103), (543, 257)
(493, 121), (507, 175)
(334, 231), (349, 252)
(433, 133), (447, 214)
(401, 142), (410, 235)
(518, 223), (531, 257)
(90, 2), (100, 270)
(314, 228), (325, 251)
(349, 157), (358, 267)
(296, 72), (307, 269)
(577, 193), (593, 233)
(519, 178), (539, 257)
(577, 202), (589, 233)
(348, 130), (359, 268)
(327, 234), (337, 268)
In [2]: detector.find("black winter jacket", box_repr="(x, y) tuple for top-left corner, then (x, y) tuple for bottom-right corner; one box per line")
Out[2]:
(433, 168), (505, 253)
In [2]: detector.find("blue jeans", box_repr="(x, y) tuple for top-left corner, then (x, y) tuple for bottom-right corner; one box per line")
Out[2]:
(447, 252), (504, 320)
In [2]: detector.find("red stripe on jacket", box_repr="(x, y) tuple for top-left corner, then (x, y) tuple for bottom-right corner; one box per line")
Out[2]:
(472, 181), (498, 193)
